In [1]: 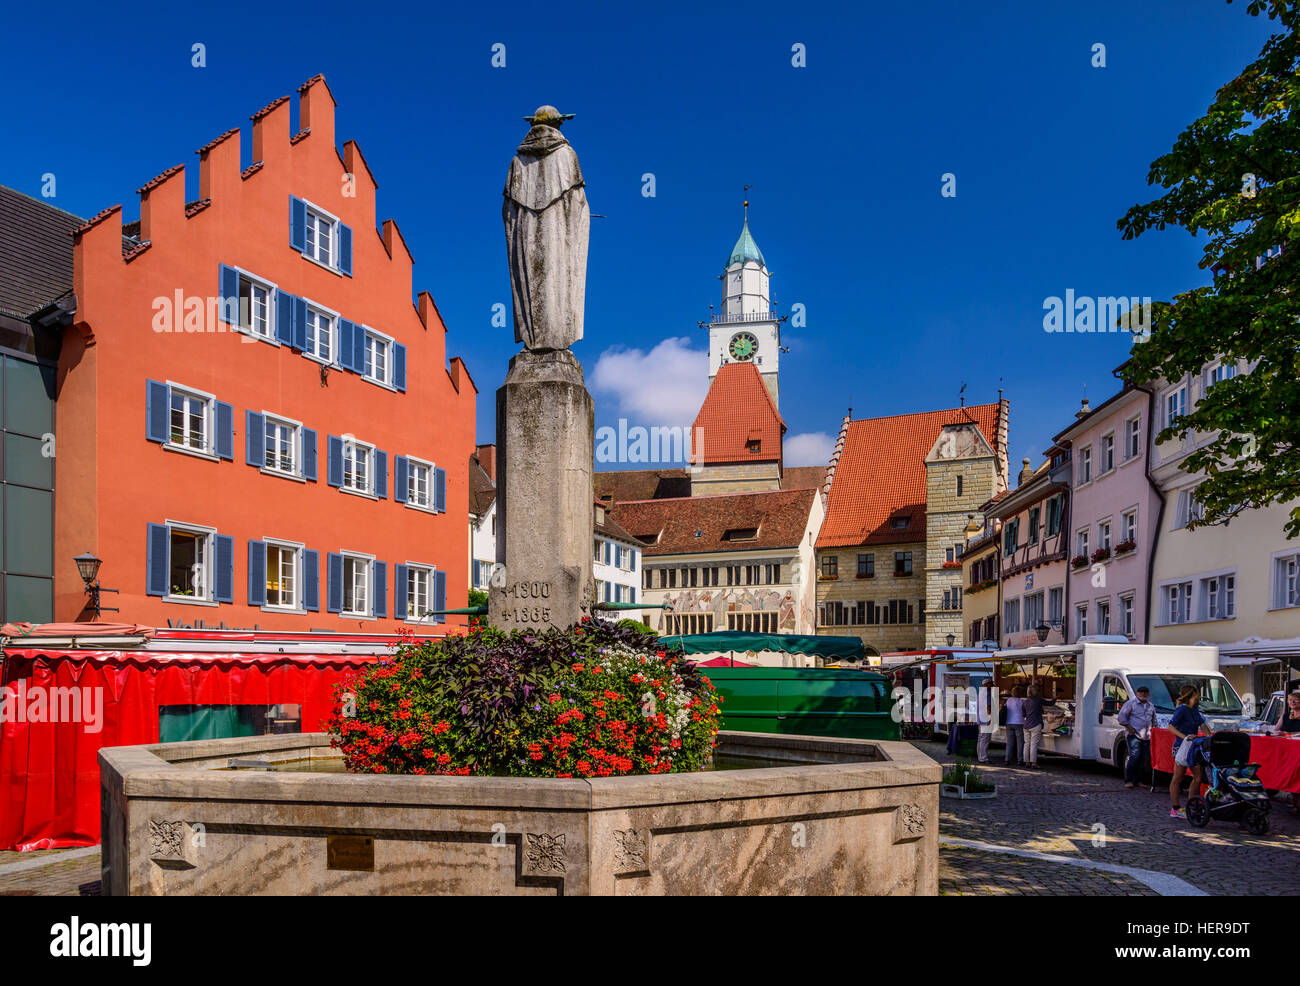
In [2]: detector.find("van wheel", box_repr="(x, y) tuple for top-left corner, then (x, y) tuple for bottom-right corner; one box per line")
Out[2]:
(1113, 740), (1128, 775)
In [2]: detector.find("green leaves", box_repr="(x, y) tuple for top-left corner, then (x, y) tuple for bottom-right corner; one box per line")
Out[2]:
(1119, 1), (1300, 537)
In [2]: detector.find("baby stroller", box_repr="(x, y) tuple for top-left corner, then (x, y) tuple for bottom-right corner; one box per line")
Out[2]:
(1186, 732), (1271, 835)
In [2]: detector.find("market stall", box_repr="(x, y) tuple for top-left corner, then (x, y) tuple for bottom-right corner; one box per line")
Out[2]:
(1151, 727), (1300, 793)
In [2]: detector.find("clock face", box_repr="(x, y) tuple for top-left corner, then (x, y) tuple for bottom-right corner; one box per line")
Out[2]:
(728, 332), (758, 361)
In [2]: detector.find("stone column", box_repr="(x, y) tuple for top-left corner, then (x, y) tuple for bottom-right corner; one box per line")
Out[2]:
(488, 348), (594, 630)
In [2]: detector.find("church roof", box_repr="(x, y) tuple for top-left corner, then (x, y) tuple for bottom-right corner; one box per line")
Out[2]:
(816, 403), (1002, 549)
(726, 219), (766, 269)
(692, 362), (785, 465)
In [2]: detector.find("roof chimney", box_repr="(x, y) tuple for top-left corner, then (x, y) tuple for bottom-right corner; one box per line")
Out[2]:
(1018, 457), (1034, 487)
(475, 443), (496, 482)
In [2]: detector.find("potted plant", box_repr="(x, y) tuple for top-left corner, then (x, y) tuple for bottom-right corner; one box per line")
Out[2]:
(1091, 547), (1111, 564)
(1071, 554), (1089, 569)
(1114, 538), (1136, 555)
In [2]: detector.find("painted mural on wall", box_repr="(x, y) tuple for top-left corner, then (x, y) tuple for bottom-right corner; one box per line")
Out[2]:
(657, 587), (797, 632)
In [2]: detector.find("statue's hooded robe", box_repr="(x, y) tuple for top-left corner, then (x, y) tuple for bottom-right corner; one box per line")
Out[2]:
(503, 124), (590, 350)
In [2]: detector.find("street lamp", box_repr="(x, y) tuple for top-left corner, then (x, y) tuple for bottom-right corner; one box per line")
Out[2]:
(1034, 620), (1063, 643)
(945, 633), (956, 647)
(74, 551), (118, 617)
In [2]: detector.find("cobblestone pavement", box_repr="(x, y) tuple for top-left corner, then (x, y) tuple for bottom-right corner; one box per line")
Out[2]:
(923, 740), (1300, 896)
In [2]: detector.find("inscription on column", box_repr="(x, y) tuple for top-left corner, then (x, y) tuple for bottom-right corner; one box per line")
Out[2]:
(496, 581), (553, 626)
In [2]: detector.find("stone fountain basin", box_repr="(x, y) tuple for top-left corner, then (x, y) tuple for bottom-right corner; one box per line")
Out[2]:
(99, 731), (939, 896)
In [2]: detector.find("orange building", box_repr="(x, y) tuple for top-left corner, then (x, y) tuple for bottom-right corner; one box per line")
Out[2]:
(56, 75), (477, 632)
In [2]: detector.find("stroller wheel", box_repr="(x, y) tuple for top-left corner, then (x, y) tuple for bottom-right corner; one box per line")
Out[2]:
(1186, 797), (1210, 827)
(1244, 808), (1269, 836)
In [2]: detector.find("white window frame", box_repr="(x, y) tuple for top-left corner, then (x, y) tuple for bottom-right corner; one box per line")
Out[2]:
(300, 198), (342, 273)
(263, 538), (304, 611)
(262, 412), (302, 478)
(165, 381), (216, 458)
(1096, 597), (1111, 635)
(1076, 604), (1088, 638)
(361, 326), (394, 388)
(1158, 579), (1194, 626)
(1121, 509), (1137, 546)
(341, 551), (374, 618)
(341, 437), (375, 496)
(1119, 593), (1135, 637)
(1076, 527), (1090, 559)
(1047, 586), (1064, 624)
(163, 520), (217, 605)
(1200, 569), (1237, 622)
(1100, 433), (1115, 474)
(1077, 446), (1092, 486)
(233, 267), (278, 343)
(1204, 359), (1238, 391)
(1271, 548), (1300, 611)
(406, 455), (433, 510)
(1163, 384), (1188, 430)
(1097, 519), (1112, 552)
(303, 302), (338, 365)
(405, 562), (435, 623)
(1124, 416), (1141, 461)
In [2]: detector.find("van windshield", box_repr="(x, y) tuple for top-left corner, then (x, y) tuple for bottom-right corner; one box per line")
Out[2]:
(1127, 674), (1243, 715)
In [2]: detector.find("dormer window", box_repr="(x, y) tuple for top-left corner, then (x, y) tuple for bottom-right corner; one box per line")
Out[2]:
(747, 439), (761, 453)
(723, 527), (759, 542)
(891, 517), (909, 530)
(595, 505), (606, 525)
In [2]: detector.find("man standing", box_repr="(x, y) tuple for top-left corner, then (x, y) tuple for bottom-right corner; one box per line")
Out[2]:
(1118, 685), (1156, 789)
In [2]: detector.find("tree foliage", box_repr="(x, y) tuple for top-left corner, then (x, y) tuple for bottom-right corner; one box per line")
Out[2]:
(1118, 0), (1300, 536)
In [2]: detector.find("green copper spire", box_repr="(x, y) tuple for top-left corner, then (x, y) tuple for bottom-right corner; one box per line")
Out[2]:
(726, 218), (766, 269)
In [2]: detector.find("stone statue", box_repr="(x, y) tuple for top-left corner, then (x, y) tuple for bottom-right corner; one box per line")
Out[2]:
(503, 106), (590, 351)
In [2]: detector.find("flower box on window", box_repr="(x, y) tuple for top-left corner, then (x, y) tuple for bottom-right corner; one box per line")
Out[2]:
(1071, 554), (1090, 570)
(1114, 539), (1137, 555)
(1091, 547), (1112, 564)
(941, 561), (962, 570)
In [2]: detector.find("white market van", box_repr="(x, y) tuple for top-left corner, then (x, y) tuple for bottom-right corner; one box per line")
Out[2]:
(955, 638), (1249, 771)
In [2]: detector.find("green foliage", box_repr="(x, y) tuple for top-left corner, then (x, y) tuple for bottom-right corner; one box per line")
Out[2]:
(944, 759), (994, 793)
(324, 620), (722, 778)
(1117, 0), (1300, 537)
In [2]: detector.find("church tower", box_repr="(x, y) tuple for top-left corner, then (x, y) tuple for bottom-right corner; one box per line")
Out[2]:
(707, 205), (782, 406)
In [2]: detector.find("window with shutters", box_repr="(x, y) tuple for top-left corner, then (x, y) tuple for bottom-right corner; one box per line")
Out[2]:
(265, 541), (300, 610)
(342, 553), (372, 617)
(237, 271), (275, 340)
(407, 457), (432, 509)
(304, 206), (337, 268)
(263, 415), (299, 477)
(593, 539), (603, 563)
(406, 565), (434, 621)
(342, 439), (373, 494)
(1201, 573), (1236, 621)
(304, 305), (335, 363)
(168, 524), (214, 601)
(169, 386), (213, 454)
(362, 328), (393, 386)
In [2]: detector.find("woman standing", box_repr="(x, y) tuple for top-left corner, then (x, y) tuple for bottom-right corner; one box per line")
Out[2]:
(1004, 686), (1025, 767)
(1022, 684), (1045, 769)
(1168, 686), (1209, 819)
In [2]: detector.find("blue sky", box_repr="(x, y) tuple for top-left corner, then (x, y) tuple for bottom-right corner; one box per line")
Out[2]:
(1, 0), (1276, 472)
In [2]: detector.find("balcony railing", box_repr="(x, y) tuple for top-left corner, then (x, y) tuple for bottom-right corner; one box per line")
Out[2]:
(708, 310), (778, 324)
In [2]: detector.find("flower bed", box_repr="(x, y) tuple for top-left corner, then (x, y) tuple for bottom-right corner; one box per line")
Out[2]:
(324, 620), (722, 779)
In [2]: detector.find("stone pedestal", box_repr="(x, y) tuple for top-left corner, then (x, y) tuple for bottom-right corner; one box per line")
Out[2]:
(489, 349), (594, 630)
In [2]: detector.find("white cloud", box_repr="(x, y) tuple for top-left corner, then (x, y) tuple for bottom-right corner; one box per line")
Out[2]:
(785, 431), (835, 467)
(590, 337), (709, 427)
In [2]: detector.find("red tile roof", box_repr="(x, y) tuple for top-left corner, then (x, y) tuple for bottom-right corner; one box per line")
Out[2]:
(594, 469), (692, 502)
(782, 465), (827, 491)
(816, 403), (1001, 549)
(250, 94), (289, 121)
(135, 164), (183, 196)
(613, 488), (816, 556)
(691, 362), (784, 465)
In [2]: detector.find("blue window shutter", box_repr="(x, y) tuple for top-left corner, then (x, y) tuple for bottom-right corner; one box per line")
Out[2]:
(146, 380), (169, 443)
(327, 435), (343, 487)
(353, 327), (365, 374)
(373, 561), (387, 618)
(247, 540), (266, 606)
(245, 411), (265, 467)
(339, 223), (353, 276)
(215, 535), (234, 603)
(293, 296), (308, 351)
(302, 428), (318, 481)
(604, 541), (611, 565)
(374, 450), (387, 499)
(276, 290), (293, 345)
(393, 344), (407, 392)
(394, 456), (408, 504)
(326, 553), (343, 613)
(434, 467), (447, 513)
(631, 586), (637, 604)
(604, 580), (611, 603)
(434, 569), (447, 624)
(303, 549), (319, 611)
(338, 320), (355, 370)
(290, 196), (306, 252)
(216, 402), (234, 460)
(394, 564), (408, 621)
(219, 264), (239, 325)
(146, 523), (169, 596)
